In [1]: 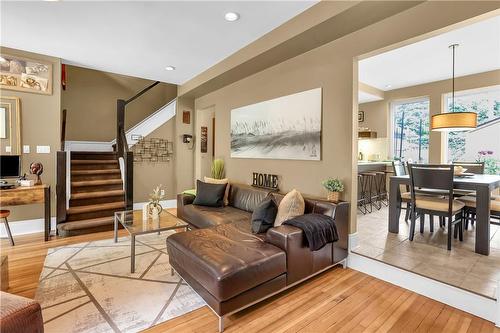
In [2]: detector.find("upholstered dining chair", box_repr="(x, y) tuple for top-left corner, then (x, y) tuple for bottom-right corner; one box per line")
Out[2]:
(392, 161), (411, 222)
(408, 164), (465, 250)
(459, 195), (500, 229)
(452, 161), (485, 197)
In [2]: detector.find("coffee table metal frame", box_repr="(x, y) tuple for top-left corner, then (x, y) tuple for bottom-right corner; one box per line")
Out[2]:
(113, 210), (188, 273)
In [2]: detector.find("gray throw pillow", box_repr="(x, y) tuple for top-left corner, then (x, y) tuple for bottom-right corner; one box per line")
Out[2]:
(251, 194), (278, 234)
(193, 180), (227, 207)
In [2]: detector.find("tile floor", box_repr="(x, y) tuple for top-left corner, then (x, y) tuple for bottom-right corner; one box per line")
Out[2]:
(353, 206), (500, 299)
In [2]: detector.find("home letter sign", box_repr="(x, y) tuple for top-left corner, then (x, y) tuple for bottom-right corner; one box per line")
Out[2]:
(252, 172), (279, 191)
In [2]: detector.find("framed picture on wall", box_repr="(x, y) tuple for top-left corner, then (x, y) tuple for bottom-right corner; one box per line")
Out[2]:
(230, 87), (322, 160)
(0, 54), (53, 95)
(358, 111), (365, 122)
(200, 126), (208, 153)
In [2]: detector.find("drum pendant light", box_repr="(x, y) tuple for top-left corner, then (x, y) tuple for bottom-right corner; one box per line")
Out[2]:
(431, 44), (477, 131)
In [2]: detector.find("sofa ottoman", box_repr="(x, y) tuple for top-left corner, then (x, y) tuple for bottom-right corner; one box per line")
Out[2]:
(167, 222), (286, 312)
(0, 292), (44, 333)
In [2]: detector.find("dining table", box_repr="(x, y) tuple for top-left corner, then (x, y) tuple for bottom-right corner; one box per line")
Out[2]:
(388, 174), (500, 255)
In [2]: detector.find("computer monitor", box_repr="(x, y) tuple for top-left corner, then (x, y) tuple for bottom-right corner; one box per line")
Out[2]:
(0, 155), (21, 179)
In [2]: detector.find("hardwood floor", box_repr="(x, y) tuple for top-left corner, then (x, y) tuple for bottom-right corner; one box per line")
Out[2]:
(1, 223), (499, 332)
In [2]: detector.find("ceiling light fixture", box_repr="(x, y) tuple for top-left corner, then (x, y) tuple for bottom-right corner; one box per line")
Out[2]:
(385, 84), (392, 89)
(224, 12), (240, 22)
(431, 44), (477, 132)
(165, 66), (175, 71)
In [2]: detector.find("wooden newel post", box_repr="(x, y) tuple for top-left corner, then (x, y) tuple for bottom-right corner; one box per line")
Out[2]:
(117, 99), (126, 158)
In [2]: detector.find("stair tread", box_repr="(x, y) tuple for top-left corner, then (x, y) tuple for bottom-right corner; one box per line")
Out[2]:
(71, 190), (125, 200)
(71, 160), (118, 165)
(71, 169), (121, 175)
(58, 217), (114, 231)
(67, 201), (125, 215)
(72, 179), (122, 187)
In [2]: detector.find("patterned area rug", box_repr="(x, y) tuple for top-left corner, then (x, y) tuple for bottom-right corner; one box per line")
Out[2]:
(35, 232), (205, 333)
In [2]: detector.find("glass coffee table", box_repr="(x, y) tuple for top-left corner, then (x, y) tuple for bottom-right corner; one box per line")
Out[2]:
(114, 210), (188, 273)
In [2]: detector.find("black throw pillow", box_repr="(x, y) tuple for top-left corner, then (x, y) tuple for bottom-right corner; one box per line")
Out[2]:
(251, 194), (278, 234)
(193, 180), (227, 207)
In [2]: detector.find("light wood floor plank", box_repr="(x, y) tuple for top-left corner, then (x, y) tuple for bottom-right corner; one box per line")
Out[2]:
(2, 219), (499, 333)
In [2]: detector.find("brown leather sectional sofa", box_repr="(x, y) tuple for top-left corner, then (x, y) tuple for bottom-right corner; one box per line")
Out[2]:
(167, 184), (349, 332)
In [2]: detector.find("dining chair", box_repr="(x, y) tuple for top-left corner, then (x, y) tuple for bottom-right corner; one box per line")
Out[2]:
(392, 161), (411, 222)
(452, 161), (485, 197)
(408, 164), (465, 250)
(459, 195), (500, 229)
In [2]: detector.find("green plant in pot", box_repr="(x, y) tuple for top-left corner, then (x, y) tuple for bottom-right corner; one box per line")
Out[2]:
(322, 178), (344, 202)
(148, 185), (165, 219)
(211, 159), (225, 179)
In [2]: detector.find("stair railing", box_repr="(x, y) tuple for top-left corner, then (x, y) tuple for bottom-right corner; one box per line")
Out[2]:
(56, 109), (68, 231)
(115, 81), (160, 210)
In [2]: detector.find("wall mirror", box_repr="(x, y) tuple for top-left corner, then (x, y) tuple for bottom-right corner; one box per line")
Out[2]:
(0, 96), (21, 155)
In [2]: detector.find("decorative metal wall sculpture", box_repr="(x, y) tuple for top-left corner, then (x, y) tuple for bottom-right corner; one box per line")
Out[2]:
(132, 136), (173, 162)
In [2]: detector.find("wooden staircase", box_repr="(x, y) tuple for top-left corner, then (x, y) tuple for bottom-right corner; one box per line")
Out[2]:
(57, 151), (126, 236)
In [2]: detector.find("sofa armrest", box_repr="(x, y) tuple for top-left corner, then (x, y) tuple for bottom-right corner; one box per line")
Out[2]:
(177, 193), (195, 221)
(266, 225), (331, 284)
(265, 225), (304, 252)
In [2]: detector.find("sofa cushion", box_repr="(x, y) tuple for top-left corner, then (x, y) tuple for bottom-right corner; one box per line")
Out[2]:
(229, 184), (270, 212)
(251, 194), (278, 234)
(204, 177), (230, 206)
(167, 222), (286, 301)
(193, 180), (227, 207)
(274, 189), (305, 226)
(183, 205), (252, 229)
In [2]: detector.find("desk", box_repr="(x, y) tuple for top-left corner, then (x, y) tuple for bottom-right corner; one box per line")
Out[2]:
(0, 185), (51, 241)
(389, 174), (500, 255)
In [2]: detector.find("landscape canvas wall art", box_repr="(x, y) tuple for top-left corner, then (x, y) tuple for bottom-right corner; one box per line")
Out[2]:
(231, 88), (322, 160)
(0, 54), (52, 95)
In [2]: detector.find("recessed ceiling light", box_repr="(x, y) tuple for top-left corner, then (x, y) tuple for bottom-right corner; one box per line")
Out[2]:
(224, 12), (240, 22)
(385, 84), (392, 89)
(165, 66), (175, 71)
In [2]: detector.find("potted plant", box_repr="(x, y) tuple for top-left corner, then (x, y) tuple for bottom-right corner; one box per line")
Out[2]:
(148, 185), (165, 219)
(211, 159), (225, 179)
(322, 178), (344, 202)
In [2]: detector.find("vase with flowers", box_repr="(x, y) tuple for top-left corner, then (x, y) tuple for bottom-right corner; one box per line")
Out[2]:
(322, 178), (344, 202)
(477, 150), (499, 175)
(148, 185), (165, 220)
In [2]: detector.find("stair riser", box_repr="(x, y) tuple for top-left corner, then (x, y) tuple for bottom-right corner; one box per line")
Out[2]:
(71, 153), (117, 160)
(71, 174), (122, 181)
(66, 209), (124, 222)
(70, 196), (125, 207)
(71, 184), (123, 194)
(71, 163), (119, 171)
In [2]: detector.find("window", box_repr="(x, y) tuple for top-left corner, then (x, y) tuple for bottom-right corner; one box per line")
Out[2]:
(445, 86), (500, 170)
(390, 98), (430, 163)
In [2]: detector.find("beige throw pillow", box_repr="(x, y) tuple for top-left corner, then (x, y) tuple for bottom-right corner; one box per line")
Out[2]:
(204, 177), (230, 206)
(274, 189), (305, 226)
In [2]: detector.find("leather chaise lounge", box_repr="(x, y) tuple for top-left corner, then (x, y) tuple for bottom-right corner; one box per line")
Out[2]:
(166, 184), (349, 332)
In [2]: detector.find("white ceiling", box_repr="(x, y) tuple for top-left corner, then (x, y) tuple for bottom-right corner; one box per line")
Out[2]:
(0, 1), (316, 84)
(359, 91), (383, 104)
(359, 15), (500, 92)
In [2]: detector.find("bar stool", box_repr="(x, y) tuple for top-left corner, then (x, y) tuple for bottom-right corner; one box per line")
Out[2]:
(359, 172), (379, 212)
(375, 171), (389, 207)
(1, 210), (14, 246)
(357, 174), (368, 214)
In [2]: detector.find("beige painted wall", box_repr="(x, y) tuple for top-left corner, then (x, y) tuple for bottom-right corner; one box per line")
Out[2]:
(62, 65), (177, 142)
(174, 97), (195, 192)
(133, 118), (176, 202)
(360, 70), (500, 162)
(0, 46), (61, 222)
(195, 106), (215, 180)
(192, 3), (500, 233)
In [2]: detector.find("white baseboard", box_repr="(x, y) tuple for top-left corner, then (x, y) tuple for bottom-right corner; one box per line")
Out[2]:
(1, 200), (178, 237)
(0, 217), (56, 238)
(348, 252), (499, 324)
